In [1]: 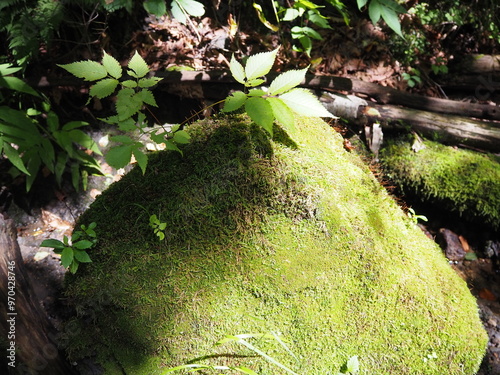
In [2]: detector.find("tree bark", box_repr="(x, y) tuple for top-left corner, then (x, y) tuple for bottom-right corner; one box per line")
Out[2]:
(0, 213), (76, 375)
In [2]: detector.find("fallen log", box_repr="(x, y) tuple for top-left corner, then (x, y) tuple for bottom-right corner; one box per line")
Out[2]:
(0, 213), (76, 375)
(451, 54), (500, 74)
(154, 70), (500, 121)
(322, 94), (500, 153)
(35, 69), (500, 121)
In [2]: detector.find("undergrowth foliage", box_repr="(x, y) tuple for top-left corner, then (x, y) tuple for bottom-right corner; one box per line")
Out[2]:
(223, 47), (334, 135)
(0, 63), (102, 191)
(59, 51), (190, 174)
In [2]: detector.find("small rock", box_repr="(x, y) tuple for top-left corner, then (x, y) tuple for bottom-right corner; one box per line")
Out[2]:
(436, 228), (466, 261)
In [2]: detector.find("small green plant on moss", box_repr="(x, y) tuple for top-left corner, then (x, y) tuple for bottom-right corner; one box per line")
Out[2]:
(406, 207), (428, 224)
(337, 355), (360, 375)
(40, 222), (97, 274)
(223, 47), (333, 135)
(58, 51), (190, 174)
(149, 214), (167, 241)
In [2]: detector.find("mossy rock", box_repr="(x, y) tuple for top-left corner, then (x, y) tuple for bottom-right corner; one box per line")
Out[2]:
(64, 115), (487, 374)
(380, 135), (500, 230)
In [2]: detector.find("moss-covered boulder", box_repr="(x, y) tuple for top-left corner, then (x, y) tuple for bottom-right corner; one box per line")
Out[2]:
(380, 135), (500, 230)
(64, 115), (487, 374)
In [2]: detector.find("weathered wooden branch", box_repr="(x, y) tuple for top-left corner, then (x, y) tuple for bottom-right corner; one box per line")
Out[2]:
(0, 213), (76, 374)
(322, 94), (500, 153)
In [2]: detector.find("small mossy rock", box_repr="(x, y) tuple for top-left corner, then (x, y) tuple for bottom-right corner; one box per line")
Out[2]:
(65, 115), (486, 374)
(380, 135), (500, 230)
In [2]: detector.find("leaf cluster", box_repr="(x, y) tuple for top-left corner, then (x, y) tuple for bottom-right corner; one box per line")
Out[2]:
(357, 0), (406, 38)
(149, 214), (167, 241)
(41, 222), (97, 274)
(223, 47), (333, 136)
(59, 51), (190, 174)
(0, 63), (102, 191)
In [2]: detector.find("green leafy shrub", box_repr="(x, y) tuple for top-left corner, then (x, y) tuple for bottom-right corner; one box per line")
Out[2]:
(58, 51), (190, 174)
(0, 63), (102, 191)
(41, 222), (97, 274)
(223, 47), (333, 135)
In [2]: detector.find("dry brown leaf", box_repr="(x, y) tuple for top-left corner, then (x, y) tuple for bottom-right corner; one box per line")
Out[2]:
(479, 288), (496, 301)
(459, 235), (470, 252)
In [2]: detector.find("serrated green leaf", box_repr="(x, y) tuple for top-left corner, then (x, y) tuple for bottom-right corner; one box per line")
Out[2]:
(176, 0), (205, 16)
(121, 80), (138, 88)
(137, 89), (158, 107)
(73, 240), (94, 250)
(117, 117), (137, 131)
(3, 142), (30, 175)
(245, 97), (274, 136)
(279, 88), (334, 117)
(89, 78), (119, 99)
(164, 139), (182, 154)
(269, 67), (307, 95)
(245, 47), (279, 81)
(132, 147), (148, 174)
(223, 91), (247, 112)
(73, 249), (92, 263)
(0, 76), (40, 97)
(138, 77), (162, 88)
(230, 55), (246, 85)
(247, 89), (266, 97)
(380, 4), (403, 37)
(368, 0), (382, 24)
(143, 0), (167, 16)
(106, 144), (133, 169)
(245, 78), (266, 87)
(173, 130), (190, 144)
(128, 51), (149, 78)
(116, 88), (143, 120)
(267, 97), (295, 129)
(58, 61), (107, 81)
(40, 239), (65, 249)
(61, 247), (74, 268)
(102, 51), (122, 79)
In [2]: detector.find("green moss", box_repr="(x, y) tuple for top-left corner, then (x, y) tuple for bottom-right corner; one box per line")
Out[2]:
(380, 135), (500, 229)
(63, 115), (486, 374)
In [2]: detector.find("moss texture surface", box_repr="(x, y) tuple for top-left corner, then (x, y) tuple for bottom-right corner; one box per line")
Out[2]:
(64, 115), (487, 374)
(380, 135), (500, 230)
